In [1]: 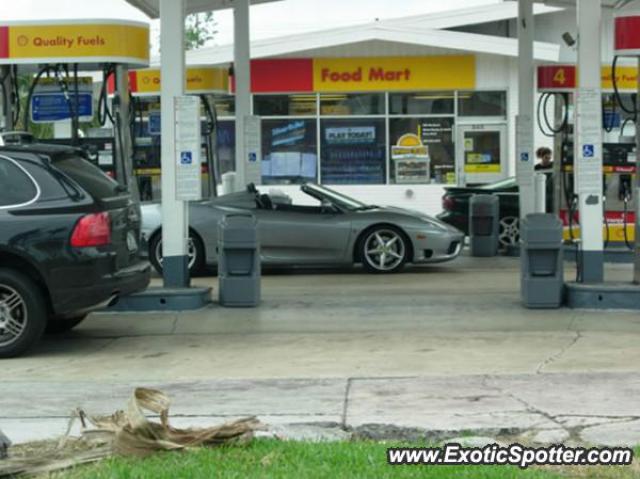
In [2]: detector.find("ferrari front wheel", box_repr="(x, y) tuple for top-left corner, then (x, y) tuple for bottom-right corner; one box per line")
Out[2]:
(360, 227), (408, 274)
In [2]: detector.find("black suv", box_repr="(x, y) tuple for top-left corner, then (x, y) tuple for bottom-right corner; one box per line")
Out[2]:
(0, 142), (150, 357)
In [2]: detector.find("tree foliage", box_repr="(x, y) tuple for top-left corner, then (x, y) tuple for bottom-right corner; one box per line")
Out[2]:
(185, 12), (217, 51)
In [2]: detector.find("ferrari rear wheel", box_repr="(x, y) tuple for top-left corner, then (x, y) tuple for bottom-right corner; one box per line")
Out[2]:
(499, 216), (520, 248)
(361, 227), (408, 274)
(149, 232), (205, 276)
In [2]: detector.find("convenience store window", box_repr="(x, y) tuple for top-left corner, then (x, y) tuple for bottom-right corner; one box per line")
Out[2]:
(320, 118), (386, 185)
(217, 120), (236, 175)
(254, 94), (317, 116)
(212, 94), (235, 117)
(261, 119), (318, 185)
(389, 117), (455, 185)
(389, 91), (454, 115)
(319, 93), (385, 116)
(458, 91), (506, 117)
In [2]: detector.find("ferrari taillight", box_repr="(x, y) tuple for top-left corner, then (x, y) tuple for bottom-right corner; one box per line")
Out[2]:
(442, 196), (456, 211)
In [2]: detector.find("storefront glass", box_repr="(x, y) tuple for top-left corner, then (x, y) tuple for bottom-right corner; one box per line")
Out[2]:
(217, 120), (236, 175)
(213, 94), (235, 117)
(261, 118), (318, 184)
(320, 93), (385, 116)
(237, 89), (508, 186)
(389, 91), (454, 115)
(320, 118), (386, 184)
(254, 94), (317, 116)
(389, 117), (455, 184)
(458, 91), (506, 117)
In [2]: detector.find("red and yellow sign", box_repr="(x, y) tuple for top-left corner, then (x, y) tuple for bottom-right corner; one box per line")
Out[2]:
(0, 20), (149, 67)
(234, 56), (476, 93)
(130, 67), (228, 95)
(313, 56), (475, 92)
(538, 64), (638, 92)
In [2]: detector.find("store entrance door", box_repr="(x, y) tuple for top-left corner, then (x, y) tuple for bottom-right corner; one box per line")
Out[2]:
(456, 124), (507, 186)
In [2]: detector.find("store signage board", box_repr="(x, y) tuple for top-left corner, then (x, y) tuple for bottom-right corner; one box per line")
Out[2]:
(314, 56), (475, 92)
(326, 126), (375, 145)
(240, 56), (475, 94)
(244, 115), (262, 186)
(538, 64), (638, 92)
(174, 96), (202, 201)
(128, 67), (229, 96)
(0, 20), (149, 67)
(31, 77), (93, 123)
(575, 87), (603, 195)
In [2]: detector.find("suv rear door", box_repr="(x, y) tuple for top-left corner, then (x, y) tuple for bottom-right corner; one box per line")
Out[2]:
(52, 154), (142, 269)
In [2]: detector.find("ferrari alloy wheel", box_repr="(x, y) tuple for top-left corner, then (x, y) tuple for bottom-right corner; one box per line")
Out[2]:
(499, 216), (520, 248)
(0, 269), (47, 358)
(149, 233), (205, 276)
(362, 227), (408, 273)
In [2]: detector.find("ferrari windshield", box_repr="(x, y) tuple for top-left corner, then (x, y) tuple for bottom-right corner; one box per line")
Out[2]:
(303, 184), (368, 210)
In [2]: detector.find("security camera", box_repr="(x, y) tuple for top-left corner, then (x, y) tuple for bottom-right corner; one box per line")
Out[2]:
(562, 32), (576, 47)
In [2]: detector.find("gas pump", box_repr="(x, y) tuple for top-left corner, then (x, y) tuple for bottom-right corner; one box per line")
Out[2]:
(613, 12), (640, 282)
(0, 19), (150, 195)
(111, 66), (228, 201)
(537, 64), (638, 256)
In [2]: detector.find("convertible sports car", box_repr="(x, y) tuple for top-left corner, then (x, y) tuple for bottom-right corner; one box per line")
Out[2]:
(141, 183), (464, 274)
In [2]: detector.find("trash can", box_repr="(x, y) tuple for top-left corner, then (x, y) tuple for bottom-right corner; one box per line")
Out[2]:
(218, 212), (261, 307)
(521, 213), (564, 309)
(469, 194), (499, 257)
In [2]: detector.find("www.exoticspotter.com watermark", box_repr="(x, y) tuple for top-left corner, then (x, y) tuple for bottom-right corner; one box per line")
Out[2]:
(387, 443), (634, 469)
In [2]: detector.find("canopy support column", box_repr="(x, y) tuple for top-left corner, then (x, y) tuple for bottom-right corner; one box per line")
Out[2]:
(517, 0), (536, 220)
(233, 0), (251, 191)
(575, 0), (604, 283)
(160, 0), (190, 287)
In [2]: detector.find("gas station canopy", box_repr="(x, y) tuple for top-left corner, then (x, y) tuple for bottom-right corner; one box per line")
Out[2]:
(510, 0), (636, 7)
(0, 19), (149, 68)
(124, 0), (281, 18)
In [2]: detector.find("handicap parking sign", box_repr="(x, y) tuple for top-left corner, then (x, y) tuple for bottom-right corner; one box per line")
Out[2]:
(520, 152), (529, 162)
(248, 152), (257, 162)
(582, 144), (594, 158)
(180, 151), (192, 165)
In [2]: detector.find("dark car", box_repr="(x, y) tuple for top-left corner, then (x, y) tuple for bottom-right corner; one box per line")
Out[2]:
(437, 177), (522, 247)
(0, 142), (150, 357)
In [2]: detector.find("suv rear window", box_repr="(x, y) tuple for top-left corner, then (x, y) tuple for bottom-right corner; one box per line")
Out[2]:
(0, 156), (38, 207)
(54, 155), (123, 200)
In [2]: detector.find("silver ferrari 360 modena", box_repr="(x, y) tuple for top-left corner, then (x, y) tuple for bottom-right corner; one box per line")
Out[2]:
(141, 183), (464, 274)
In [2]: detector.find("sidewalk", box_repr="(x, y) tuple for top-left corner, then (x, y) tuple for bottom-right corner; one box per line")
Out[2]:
(3, 373), (640, 446)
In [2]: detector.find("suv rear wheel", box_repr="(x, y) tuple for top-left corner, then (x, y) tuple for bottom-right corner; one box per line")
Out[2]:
(0, 269), (47, 358)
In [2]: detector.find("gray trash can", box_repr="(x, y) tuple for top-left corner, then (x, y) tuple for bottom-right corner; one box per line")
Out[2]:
(521, 213), (564, 309)
(469, 194), (499, 257)
(218, 212), (261, 307)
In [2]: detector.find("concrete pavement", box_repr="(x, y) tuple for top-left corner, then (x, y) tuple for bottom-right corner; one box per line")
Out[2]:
(2, 256), (640, 446)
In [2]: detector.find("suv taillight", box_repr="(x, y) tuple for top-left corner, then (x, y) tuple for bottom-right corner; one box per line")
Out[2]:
(70, 212), (111, 247)
(442, 195), (456, 211)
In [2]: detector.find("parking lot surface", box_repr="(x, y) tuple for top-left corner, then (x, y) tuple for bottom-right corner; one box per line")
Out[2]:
(2, 255), (640, 445)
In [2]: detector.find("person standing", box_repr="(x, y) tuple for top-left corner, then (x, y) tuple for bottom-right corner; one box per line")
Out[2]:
(535, 147), (553, 170)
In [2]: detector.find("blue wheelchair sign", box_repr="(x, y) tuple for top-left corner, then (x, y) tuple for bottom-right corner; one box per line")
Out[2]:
(582, 144), (595, 158)
(180, 151), (193, 165)
(520, 152), (529, 162)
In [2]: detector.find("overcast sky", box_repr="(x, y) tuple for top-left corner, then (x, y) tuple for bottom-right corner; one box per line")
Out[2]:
(0, 0), (500, 52)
